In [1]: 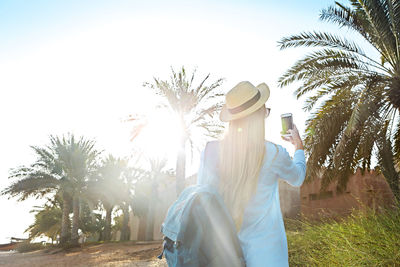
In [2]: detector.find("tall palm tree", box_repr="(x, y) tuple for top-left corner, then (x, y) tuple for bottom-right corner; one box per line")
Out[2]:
(142, 67), (224, 196)
(278, 0), (400, 202)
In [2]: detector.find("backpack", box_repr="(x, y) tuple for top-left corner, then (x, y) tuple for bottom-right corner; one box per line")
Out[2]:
(157, 142), (245, 266)
(157, 184), (246, 267)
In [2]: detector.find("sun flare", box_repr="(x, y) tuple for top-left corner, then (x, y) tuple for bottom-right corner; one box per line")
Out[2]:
(132, 110), (183, 160)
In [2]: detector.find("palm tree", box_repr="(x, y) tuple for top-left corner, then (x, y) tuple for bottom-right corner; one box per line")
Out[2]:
(90, 155), (127, 241)
(2, 134), (101, 245)
(142, 67), (224, 196)
(131, 178), (150, 241)
(144, 158), (171, 241)
(119, 202), (131, 241)
(278, 0), (400, 202)
(50, 134), (101, 244)
(2, 139), (71, 244)
(132, 181), (151, 241)
(118, 166), (145, 241)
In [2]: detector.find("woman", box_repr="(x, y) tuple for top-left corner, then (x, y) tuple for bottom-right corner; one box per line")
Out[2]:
(197, 81), (306, 267)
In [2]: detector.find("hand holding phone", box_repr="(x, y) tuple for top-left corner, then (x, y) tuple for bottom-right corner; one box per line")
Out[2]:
(281, 124), (304, 151)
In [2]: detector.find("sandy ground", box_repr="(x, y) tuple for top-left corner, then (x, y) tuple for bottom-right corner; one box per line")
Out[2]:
(0, 241), (168, 267)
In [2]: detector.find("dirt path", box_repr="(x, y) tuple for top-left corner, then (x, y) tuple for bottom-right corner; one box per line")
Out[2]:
(0, 241), (168, 267)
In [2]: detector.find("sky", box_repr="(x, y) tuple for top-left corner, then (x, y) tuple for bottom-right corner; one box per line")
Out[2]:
(0, 0), (357, 243)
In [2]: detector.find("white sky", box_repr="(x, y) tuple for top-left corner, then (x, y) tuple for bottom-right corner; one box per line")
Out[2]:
(0, 0), (349, 243)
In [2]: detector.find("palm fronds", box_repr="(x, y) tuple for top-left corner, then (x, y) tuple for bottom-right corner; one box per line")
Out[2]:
(1, 171), (60, 201)
(377, 121), (400, 200)
(279, 0), (400, 198)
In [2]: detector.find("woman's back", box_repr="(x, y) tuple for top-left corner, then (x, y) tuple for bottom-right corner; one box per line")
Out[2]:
(203, 80), (306, 266)
(197, 140), (306, 267)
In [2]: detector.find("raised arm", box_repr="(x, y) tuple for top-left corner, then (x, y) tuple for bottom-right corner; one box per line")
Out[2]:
(274, 145), (306, 187)
(278, 124), (306, 186)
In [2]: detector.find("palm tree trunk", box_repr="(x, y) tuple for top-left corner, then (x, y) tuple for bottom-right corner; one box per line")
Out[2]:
(145, 180), (157, 241)
(104, 206), (113, 241)
(176, 138), (186, 196)
(138, 213), (147, 241)
(60, 193), (71, 244)
(121, 204), (130, 241)
(98, 228), (103, 241)
(71, 196), (80, 245)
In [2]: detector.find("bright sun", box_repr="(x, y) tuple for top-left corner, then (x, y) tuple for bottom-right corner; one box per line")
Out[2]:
(131, 110), (183, 160)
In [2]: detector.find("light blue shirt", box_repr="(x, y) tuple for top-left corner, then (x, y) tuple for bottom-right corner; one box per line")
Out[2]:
(197, 141), (306, 267)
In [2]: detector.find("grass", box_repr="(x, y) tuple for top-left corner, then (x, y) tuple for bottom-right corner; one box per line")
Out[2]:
(286, 207), (400, 266)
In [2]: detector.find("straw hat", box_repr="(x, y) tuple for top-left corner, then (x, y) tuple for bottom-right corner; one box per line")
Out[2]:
(220, 81), (270, 122)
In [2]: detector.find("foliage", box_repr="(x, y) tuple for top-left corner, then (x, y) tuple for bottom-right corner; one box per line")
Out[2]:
(26, 198), (62, 242)
(49, 134), (102, 197)
(131, 187), (150, 218)
(87, 155), (138, 241)
(78, 202), (105, 238)
(1, 133), (102, 244)
(49, 134), (101, 244)
(112, 213), (124, 232)
(287, 208), (400, 266)
(15, 241), (47, 253)
(2, 145), (63, 201)
(278, 0), (400, 199)
(126, 166), (150, 218)
(89, 155), (128, 209)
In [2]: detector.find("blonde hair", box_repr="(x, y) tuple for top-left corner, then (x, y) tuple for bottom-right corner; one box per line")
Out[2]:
(219, 105), (266, 231)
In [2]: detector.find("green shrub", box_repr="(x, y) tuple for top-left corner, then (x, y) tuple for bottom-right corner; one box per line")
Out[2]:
(15, 241), (46, 253)
(287, 208), (400, 266)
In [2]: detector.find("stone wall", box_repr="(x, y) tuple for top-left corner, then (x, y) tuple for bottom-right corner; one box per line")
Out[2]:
(300, 169), (395, 219)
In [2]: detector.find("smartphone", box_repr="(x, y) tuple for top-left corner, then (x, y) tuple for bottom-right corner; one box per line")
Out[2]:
(281, 113), (293, 137)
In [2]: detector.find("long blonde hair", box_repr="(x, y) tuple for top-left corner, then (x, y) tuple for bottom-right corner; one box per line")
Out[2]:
(219, 105), (266, 231)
